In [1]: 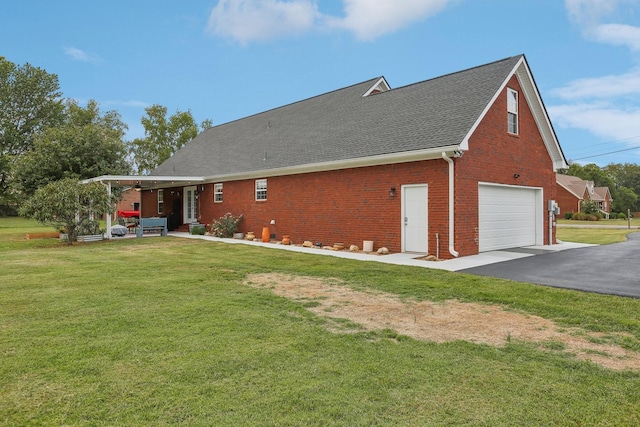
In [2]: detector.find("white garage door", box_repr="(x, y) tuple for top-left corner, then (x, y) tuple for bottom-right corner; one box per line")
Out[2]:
(478, 185), (539, 252)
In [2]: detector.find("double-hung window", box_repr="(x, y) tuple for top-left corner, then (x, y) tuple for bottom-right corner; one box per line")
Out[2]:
(255, 179), (267, 201)
(214, 183), (223, 203)
(507, 88), (518, 134)
(157, 189), (164, 214)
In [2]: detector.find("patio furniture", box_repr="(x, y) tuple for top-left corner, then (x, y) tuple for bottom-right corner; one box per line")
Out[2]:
(136, 217), (168, 237)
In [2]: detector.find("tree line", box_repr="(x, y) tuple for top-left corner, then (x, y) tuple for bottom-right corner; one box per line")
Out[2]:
(0, 56), (211, 215)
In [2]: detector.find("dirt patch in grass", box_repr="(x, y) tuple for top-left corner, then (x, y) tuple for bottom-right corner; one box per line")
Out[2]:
(245, 273), (640, 371)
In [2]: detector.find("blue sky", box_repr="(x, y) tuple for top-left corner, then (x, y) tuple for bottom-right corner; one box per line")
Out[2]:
(2, 0), (640, 166)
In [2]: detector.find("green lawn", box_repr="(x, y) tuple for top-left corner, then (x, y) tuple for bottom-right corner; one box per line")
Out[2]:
(557, 227), (640, 245)
(2, 218), (640, 426)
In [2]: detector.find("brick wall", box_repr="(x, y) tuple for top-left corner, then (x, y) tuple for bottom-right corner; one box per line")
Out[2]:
(115, 188), (140, 213)
(201, 162), (450, 255)
(453, 75), (558, 255)
(556, 185), (581, 216)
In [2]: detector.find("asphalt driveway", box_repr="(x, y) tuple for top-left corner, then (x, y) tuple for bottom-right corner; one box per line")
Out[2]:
(459, 232), (640, 298)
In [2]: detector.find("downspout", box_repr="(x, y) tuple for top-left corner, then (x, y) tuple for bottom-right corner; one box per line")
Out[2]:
(442, 152), (459, 258)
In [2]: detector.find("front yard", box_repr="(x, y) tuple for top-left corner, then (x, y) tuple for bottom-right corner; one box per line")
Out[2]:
(2, 218), (640, 425)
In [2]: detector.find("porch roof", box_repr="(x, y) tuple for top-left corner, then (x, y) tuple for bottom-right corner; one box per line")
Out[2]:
(83, 175), (204, 190)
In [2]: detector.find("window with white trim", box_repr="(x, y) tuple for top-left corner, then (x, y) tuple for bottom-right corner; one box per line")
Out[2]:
(507, 88), (518, 134)
(255, 179), (267, 201)
(157, 189), (164, 214)
(214, 183), (223, 203)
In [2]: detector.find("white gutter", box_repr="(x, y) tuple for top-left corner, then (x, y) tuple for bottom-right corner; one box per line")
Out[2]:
(442, 152), (459, 258)
(203, 145), (462, 183)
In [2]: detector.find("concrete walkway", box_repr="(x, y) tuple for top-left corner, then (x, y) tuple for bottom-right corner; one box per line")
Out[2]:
(169, 232), (592, 272)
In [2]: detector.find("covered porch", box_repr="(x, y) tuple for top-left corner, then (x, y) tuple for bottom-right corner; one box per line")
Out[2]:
(83, 175), (205, 239)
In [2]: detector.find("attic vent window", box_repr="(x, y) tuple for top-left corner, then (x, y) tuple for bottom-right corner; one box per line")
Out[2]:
(363, 77), (391, 97)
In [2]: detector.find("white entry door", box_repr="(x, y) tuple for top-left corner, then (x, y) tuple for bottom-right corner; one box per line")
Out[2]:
(183, 186), (197, 224)
(403, 185), (428, 253)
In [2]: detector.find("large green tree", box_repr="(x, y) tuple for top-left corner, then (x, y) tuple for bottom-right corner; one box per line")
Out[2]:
(13, 99), (131, 197)
(19, 178), (113, 245)
(611, 186), (638, 214)
(604, 163), (640, 211)
(130, 105), (211, 174)
(0, 56), (64, 206)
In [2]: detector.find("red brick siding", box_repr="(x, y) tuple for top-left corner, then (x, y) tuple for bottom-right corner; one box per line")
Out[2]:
(201, 162), (450, 255)
(556, 185), (581, 215)
(115, 188), (140, 213)
(453, 75), (558, 255)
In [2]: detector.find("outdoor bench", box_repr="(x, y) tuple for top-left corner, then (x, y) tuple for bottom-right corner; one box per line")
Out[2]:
(136, 217), (168, 237)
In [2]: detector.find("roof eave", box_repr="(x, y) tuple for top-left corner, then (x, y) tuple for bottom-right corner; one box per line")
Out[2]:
(203, 146), (462, 183)
(83, 175), (205, 188)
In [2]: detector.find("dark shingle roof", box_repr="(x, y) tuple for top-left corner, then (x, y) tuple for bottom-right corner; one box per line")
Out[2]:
(151, 55), (524, 178)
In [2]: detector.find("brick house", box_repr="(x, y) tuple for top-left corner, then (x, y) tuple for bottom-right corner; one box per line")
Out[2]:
(90, 55), (567, 259)
(556, 173), (613, 217)
(114, 187), (140, 214)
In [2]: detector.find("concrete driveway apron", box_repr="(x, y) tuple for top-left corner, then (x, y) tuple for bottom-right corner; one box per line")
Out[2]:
(459, 232), (640, 298)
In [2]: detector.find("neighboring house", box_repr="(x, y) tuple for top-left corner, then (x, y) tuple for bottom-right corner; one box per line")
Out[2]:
(556, 173), (613, 217)
(89, 55), (567, 259)
(115, 187), (140, 214)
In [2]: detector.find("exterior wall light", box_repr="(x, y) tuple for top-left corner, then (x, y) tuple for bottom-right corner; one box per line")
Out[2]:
(389, 187), (396, 197)
(514, 174), (520, 179)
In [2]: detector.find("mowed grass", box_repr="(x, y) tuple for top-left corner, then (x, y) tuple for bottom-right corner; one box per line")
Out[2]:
(557, 227), (640, 244)
(2, 219), (640, 426)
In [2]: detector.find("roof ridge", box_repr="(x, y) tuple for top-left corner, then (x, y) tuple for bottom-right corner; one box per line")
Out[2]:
(207, 77), (383, 130)
(376, 54), (525, 95)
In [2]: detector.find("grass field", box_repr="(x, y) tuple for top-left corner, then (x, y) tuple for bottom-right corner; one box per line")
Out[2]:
(557, 226), (640, 244)
(2, 218), (640, 425)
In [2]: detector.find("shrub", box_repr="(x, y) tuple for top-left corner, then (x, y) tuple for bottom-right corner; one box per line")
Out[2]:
(19, 178), (112, 245)
(211, 213), (244, 238)
(571, 212), (587, 221)
(564, 212), (574, 220)
(581, 200), (599, 215)
(618, 212), (627, 220)
(190, 226), (206, 235)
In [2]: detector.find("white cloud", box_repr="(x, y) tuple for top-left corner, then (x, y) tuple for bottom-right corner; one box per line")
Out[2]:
(551, 69), (640, 99)
(592, 23), (640, 51)
(63, 46), (102, 63)
(549, 103), (640, 142)
(550, 1), (640, 146)
(565, 0), (625, 26)
(207, 0), (455, 44)
(328, 0), (451, 41)
(565, 0), (640, 50)
(110, 100), (150, 109)
(207, 0), (320, 44)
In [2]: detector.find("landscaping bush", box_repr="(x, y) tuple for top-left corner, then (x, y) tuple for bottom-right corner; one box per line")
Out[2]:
(564, 212), (574, 220)
(581, 200), (600, 215)
(190, 225), (206, 235)
(617, 212), (627, 220)
(571, 211), (601, 221)
(210, 212), (244, 238)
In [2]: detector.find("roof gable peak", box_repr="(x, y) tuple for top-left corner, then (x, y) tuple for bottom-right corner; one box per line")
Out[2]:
(362, 77), (391, 97)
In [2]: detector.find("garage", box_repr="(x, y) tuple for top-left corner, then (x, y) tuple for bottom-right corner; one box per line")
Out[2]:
(478, 184), (542, 252)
